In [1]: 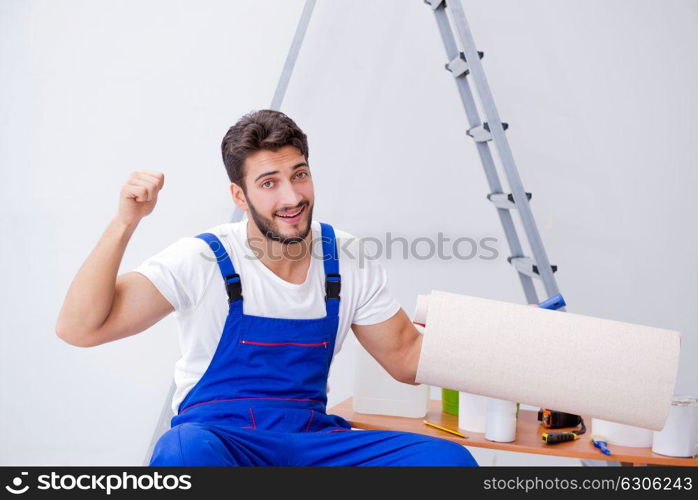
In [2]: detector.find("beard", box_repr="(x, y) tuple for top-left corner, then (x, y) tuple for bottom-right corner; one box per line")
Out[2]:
(247, 198), (313, 245)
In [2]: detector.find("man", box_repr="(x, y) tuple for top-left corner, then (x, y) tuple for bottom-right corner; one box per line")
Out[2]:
(56, 109), (478, 467)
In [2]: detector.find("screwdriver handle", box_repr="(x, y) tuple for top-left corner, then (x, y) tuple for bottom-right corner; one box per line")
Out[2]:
(542, 431), (576, 444)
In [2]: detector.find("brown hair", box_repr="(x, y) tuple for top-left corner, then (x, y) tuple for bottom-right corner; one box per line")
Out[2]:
(221, 109), (309, 190)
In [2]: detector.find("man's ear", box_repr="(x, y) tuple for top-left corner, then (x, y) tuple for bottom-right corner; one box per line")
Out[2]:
(230, 183), (248, 212)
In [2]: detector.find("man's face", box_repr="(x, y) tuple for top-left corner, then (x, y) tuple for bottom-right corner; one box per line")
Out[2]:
(236, 145), (314, 245)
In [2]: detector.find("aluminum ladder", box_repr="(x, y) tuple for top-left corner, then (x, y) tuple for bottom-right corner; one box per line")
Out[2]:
(426, 0), (560, 305)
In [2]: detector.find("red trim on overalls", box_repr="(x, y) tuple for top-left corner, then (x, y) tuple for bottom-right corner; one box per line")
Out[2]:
(243, 408), (257, 430)
(305, 410), (315, 432)
(179, 397), (323, 414)
(239, 340), (328, 348)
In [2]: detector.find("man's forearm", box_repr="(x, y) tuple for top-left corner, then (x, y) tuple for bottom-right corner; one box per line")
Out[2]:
(56, 216), (138, 341)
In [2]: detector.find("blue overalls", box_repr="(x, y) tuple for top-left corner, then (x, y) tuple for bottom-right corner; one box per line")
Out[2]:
(149, 223), (477, 466)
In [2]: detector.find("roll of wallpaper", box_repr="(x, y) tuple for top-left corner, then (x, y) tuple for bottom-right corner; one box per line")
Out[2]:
(415, 290), (681, 431)
(485, 398), (518, 442)
(458, 392), (488, 433)
(591, 418), (654, 447)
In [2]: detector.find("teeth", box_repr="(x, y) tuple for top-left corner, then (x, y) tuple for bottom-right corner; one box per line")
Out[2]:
(278, 206), (303, 218)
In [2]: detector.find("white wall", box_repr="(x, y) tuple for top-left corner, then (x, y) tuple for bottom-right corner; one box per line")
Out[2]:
(0, 0), (307, 465)
(1, 0), (696, 465)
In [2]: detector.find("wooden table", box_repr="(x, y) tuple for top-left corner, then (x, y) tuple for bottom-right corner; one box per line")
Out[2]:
(329, 398), (698, 467)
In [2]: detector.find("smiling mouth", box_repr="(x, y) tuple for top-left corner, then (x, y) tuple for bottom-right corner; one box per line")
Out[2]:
(275, 204), (305, 221)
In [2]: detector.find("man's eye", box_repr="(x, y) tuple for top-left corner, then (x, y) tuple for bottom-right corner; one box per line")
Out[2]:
(261, 180), (274, 188)
(295, 172), (309, 179)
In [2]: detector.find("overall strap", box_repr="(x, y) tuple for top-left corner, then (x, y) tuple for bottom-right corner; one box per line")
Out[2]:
(319, 222), (341, 318)
(195, 233), (243, 304)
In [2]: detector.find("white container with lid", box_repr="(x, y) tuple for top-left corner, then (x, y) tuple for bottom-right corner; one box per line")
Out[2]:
(652, 395), (698, 458)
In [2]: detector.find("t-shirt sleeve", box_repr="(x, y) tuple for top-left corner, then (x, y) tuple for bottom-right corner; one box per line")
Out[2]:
(350, 252), (402, 326)
(133, 236), (213, 313)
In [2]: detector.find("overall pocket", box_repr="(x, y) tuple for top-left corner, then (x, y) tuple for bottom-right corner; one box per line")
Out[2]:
(234, 336), (331, 401)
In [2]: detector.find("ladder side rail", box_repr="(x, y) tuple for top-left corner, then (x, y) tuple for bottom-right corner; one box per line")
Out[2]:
(271, 0), (318, 111)
(430, 2), (538, 302)
(445, 0), (560, 298)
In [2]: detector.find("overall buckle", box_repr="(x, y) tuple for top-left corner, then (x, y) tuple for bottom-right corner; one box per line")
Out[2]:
(225, 274), (243, 303)
(325, 273), (341, 302)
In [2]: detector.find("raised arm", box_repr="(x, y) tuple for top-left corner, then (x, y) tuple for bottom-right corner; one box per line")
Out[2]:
(55, 171), (173, 347)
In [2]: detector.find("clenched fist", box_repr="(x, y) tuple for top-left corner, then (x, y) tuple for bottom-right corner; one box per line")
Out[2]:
(117, 170), (165, 227)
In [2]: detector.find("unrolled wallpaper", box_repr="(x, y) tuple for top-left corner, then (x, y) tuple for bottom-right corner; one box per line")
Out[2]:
(415, 290), (681, 431)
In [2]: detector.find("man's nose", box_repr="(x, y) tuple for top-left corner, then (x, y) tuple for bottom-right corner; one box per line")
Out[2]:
(278, 180), (303, 207)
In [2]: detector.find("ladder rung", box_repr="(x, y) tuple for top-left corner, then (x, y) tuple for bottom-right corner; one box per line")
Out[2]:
(467, 121), (509, 142)
(444, 51), (484, 77)
(424, 0), (446, 10)
(507, 256), (557, 278)
(487, 192), (532, 209)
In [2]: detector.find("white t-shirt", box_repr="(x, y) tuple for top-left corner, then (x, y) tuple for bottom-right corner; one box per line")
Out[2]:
(134, 217), (402, 414)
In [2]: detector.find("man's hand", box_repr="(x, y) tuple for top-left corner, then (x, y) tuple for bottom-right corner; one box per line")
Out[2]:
(352, 308), (423, 385)
(117, 170), (165, 227)
(55, 170), (172, 347)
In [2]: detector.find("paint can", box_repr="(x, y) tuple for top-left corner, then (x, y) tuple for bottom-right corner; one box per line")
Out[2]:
(652, 395), (698, 458)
